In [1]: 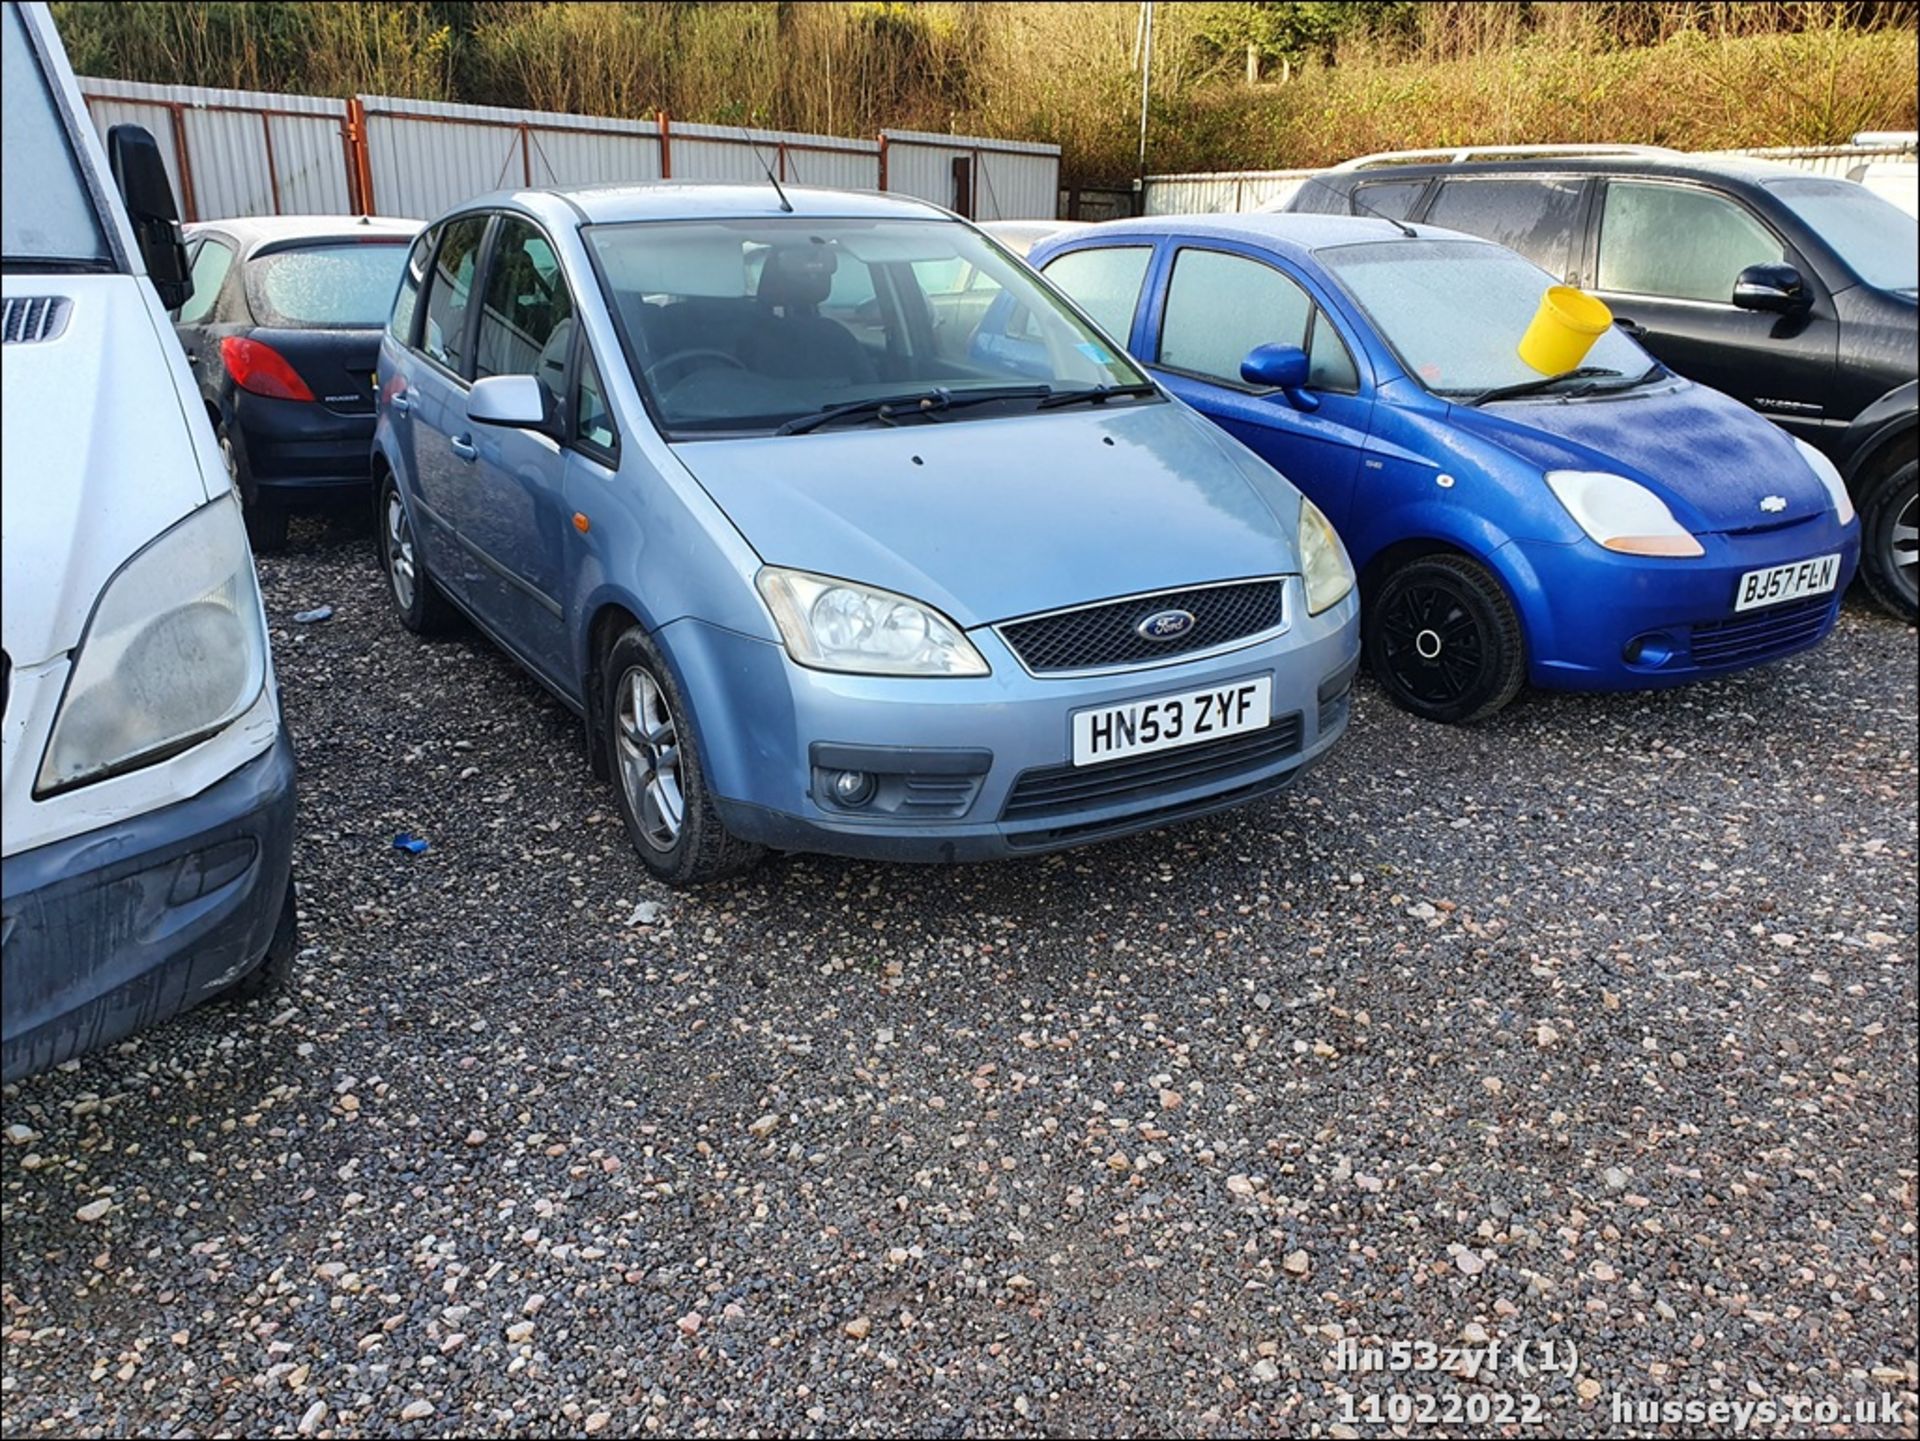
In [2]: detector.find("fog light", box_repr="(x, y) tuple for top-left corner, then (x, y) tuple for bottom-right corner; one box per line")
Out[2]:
(1624, 632), (1677, 668)
(829, 769), (876, 807)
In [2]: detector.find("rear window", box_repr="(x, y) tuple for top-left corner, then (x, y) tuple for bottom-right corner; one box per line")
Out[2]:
(248, 242), (412, 327)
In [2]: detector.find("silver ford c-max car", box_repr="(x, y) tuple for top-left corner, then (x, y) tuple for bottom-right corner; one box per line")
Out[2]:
(374, 183), (1359, 883)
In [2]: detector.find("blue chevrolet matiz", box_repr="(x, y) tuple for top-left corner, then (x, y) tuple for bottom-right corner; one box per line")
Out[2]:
(1028, 215), (1862, 724)
(373, 185), (1359, 883)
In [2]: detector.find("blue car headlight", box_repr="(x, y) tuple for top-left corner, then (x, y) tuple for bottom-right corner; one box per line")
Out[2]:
(756, 567), (989, 677)
(1298, 497), (1354, 615)
(1545, 470), (1704, 558)
(1792, 437), (1854, 524)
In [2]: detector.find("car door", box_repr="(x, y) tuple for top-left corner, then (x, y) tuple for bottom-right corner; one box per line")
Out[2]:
(402, 212), (492, 600)
(171, 231), (238, 400)
(465, 213), (577, 676)
(1584, 178), (1839, 442)
(1136, 243), (1371, 531)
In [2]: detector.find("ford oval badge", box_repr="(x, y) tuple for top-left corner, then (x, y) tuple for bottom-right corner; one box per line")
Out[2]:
(1135, 608), (1196, 642)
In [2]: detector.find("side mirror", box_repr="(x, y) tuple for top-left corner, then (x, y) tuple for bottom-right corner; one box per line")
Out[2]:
(106, 125), (192, 312)
(1731, 262), (1809, 314)
(1240, 342), (1317, 411)
(468, 374), (550, 431)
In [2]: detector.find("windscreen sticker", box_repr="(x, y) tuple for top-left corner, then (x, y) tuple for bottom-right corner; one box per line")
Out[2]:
(1076, 341), (1115, 363)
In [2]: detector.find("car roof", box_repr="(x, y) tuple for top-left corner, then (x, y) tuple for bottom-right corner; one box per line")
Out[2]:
(1318, 152), (1814, 189)
(185, 215), (422, 251)
(1041, 212), (1462, 259)
(464, 181), (952, 228)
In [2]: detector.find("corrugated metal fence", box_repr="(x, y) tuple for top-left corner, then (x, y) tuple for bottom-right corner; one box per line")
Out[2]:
(76, 77), (1060, 222)
(1145, 140), (1918, 214)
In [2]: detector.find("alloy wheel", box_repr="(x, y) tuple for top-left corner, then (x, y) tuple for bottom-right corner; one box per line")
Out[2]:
(385, 491), (417, 611)
(1893, 492), (1918, 604)
(614, 666), (685, 852)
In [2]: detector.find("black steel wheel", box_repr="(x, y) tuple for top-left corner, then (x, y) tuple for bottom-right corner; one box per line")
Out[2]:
(1366, 553), (1526, 724)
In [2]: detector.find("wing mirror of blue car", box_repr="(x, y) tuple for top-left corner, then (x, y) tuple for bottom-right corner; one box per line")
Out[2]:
(1240, 343), (1318, 412)
(467, 374), (554, 433)
(1731, 262), (1810, 315)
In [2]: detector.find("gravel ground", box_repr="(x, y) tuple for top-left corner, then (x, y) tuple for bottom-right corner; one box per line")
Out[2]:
(3, 516), (1915, 1439)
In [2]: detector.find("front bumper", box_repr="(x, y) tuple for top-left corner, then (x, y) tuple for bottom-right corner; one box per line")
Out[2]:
(1508, 513), (1861, 691)
(1, 727), (295, 1083)
(233, 391), (377, 499)
(665, 579), (1361, 861)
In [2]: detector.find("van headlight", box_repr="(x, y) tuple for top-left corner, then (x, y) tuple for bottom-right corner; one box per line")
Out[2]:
(1545, 470), (1704, 557)
(1298, 497), (1354, 615)
(1792, 437), (1853, 523)
(36, 497), (269, 796)
(756, 567), (988, 676)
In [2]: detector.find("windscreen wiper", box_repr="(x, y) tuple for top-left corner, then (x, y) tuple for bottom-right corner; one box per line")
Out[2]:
(1461, 366), (1620, 408)
(1560, 362), (1669, 399)
(1035, 382), (1160, 410)
(775, 385), (1053, 436)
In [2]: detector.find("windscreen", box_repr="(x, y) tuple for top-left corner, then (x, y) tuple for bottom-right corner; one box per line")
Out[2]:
(585, 216), (1150, 435)
(1, 2), (110, 268)
(1319, 237), (1651, 397)
(249, 242), (412, 327)
(1763, 176), (1918, 292)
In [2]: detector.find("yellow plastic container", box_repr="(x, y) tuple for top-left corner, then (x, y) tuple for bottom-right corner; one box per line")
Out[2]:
(1516, 285), (1614, 375)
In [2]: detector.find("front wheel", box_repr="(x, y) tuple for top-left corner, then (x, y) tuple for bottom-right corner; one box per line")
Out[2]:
(603, 627), (763, 885)
(1366, 553), (1526, 724)
(1858, 455), (1917, 622)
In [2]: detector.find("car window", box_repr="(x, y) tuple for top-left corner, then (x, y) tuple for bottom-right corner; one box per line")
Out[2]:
(575, 346), (616, 455)
(1423, 177), (1585, 276)
(1159, 248), (1312, 385)
(1598, 182), (1783, 303)
(1040, 245), (1152, 345)
(1307, 313), (1359, 392)
(249, 242), (412, 328)
(177, 237), (234, 324)
(389, 226), (434, 345)
(1351, 179), (1426, 222)
(475, 217), (576, 410)
(419, 215), (488, 375)
(1, 2), (109, 267)
(1761, 176), (1916, 292)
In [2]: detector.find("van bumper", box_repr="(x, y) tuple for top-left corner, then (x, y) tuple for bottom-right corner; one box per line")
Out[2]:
(1, 728), (296, 1083)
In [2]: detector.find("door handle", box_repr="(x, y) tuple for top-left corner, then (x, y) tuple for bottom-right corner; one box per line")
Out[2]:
(450, 435), (478, 462)
(390, 392), (412, 413)
(1613, 317), (1646, 336)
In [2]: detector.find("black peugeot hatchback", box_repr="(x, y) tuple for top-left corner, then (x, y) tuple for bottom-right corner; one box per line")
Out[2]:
(173, 215), (421, 550)
(1288, 148), (1918, 620)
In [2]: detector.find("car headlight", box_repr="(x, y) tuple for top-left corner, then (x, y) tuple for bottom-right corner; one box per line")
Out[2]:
(1298, 497), (1355, 615)
(1544, 470), (1704, 557)
(36, 497), (269, 796)
(756, 567), (989, 677)
(1793, 437), (1854, 524)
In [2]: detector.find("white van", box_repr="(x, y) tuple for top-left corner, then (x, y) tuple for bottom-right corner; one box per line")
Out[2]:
(2, 0), (295, 1081)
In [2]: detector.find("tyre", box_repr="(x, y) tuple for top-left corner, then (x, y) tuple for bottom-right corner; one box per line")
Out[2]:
(1857, 454), (1917, 622)
(603, 625), (764, 885)
(1366, 553), (1526, 724)
(214, 875), (297, 1004)
(378, 474), (456, 635)
(221, 424), (288, 554)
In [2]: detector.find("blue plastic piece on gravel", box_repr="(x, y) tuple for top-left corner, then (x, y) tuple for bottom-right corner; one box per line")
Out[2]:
(392, 832), (429, 855)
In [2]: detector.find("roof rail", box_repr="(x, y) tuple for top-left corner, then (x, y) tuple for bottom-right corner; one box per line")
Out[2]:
(1329, 143), (1678, 172)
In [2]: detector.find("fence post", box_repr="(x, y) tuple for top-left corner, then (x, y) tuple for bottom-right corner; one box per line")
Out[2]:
(259, 111), (282, 214)
(877, 132), (889, 191)
(657, 109), (671, 179)
(344, 97), (374, 215)
(167, 103), (198, 221)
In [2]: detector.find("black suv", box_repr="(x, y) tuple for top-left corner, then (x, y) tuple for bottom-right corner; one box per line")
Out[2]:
(1289, 150), (1918, 619)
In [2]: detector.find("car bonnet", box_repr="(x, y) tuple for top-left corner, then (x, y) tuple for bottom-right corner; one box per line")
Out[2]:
(671, 401), (1304, 628)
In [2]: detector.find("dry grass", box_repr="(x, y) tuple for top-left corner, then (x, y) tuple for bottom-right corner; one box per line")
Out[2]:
(50, 1), (1919, 184)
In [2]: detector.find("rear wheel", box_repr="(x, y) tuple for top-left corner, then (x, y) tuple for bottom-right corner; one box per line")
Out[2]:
(1858, 455), (1917, 622)
(378, 475), (455, 635)
(1366, 553), (1526, 724)
(222, 424), (288, 554)
(603, 626), (763, 885)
